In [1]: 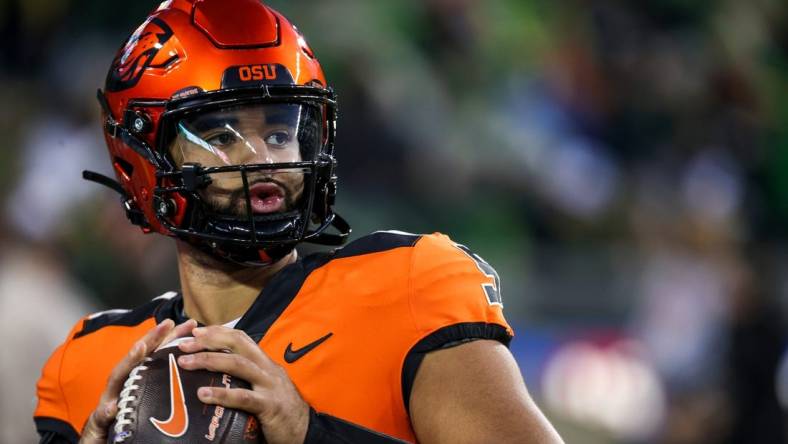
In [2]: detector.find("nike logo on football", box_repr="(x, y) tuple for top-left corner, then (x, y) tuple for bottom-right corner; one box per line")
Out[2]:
(284, 332), (333, 363)
(150, 353), (189, 437)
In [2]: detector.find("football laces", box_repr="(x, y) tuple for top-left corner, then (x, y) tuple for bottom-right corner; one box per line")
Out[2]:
(112, 357), (153, 442)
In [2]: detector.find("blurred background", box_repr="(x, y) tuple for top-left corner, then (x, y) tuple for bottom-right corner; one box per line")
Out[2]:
(1, 0), (787, 442)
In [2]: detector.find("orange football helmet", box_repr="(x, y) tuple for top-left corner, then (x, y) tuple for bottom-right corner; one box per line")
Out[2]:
(88, 0), (349, 265)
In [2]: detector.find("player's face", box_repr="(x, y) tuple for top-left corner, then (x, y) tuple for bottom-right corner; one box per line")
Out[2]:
(170, 103), (314, 216)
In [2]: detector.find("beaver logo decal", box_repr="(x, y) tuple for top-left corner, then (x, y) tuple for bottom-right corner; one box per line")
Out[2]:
(106, 16), (182, 92)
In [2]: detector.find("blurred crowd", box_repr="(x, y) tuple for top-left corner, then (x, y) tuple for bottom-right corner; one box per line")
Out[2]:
(1, 0), (786, 442)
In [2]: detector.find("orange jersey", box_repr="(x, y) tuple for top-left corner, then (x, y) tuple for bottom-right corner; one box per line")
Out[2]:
(35, 232), (513, 443)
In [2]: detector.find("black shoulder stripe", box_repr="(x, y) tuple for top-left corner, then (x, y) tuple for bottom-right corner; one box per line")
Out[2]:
(237, 252), (334, 341)
(35, 417), (79, 444)
(400, 322), (512, 416)
(73, 294), (181, 339)
(333, 231), (421, 260)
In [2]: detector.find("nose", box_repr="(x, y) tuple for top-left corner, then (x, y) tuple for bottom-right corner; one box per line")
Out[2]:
(237, 136), (275, 164)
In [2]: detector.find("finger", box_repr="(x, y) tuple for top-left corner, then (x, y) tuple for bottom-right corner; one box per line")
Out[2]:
(80, 400), (117, 442)
(177, 351), (268, 386)
(141, 318), (176, 352)
(102, 319), (174, 402)
(159, 319), (199, 348)
(94, 400), (118, 430)
(197, 387), (267, 415)
(182, 326), (269, 367)
(81, 320), (175, 443)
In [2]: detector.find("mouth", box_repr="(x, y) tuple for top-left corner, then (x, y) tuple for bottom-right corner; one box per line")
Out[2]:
(248, 182), (285, 214)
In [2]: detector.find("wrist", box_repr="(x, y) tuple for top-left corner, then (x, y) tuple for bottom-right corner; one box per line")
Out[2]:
(303, 408), (408, 444)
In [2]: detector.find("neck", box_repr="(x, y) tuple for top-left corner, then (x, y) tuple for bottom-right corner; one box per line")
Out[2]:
(175, 241), (297, 326)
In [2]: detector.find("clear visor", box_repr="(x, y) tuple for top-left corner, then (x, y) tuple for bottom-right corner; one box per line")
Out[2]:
(170, 102), (321, 168)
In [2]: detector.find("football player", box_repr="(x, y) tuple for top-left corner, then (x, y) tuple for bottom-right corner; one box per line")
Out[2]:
(34, 1), (564, 443)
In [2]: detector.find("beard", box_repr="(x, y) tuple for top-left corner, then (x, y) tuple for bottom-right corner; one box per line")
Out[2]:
(201, 175), (303, 217)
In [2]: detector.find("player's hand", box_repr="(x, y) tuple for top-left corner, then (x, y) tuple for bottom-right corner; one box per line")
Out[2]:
(176, 325), (310, 444)
(79, 318), (198, 444)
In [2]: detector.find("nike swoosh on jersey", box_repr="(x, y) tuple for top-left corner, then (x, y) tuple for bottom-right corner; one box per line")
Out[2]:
(284, 332), (333, 363)
(150, 353), (189, 437)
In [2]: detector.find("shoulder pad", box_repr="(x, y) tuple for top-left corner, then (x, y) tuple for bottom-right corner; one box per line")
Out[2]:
(74, 291), (179, 339)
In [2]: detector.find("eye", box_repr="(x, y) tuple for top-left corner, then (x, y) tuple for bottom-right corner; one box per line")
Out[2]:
(264, 130), (292, 147)
(205, 131), (237, 147)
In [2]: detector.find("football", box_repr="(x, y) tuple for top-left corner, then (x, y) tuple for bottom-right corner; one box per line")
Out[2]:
(108, 338), (264, 443)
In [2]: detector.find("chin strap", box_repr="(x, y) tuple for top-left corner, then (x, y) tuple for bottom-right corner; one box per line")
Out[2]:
(307, 212), (351, 246)
(82, 170), (149, 228)
(197, 240), (295, 268)
(82, 170), (125, 196)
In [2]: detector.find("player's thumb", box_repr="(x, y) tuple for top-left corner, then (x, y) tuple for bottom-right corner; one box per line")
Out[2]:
(80, 400), (117, 443)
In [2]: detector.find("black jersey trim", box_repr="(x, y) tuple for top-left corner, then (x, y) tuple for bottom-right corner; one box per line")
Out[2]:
(73, 294), (182, 339)
(155, 293), (188, 324)
(236, 252), (334, 340)
(333, 231), (421, 260)
(400, 322), (512, 416)
(305, 408), (409, 443)
(35, 417), (79, 444)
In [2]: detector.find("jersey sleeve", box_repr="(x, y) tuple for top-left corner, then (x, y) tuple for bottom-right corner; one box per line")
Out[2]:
(34, 318), (87, 443)
(408, 233), (513, 342)
(401, 233), (514, 412)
